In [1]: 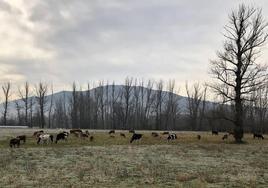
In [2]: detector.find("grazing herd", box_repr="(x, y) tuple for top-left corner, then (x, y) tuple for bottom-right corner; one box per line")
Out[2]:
(7, 129), (266, 148)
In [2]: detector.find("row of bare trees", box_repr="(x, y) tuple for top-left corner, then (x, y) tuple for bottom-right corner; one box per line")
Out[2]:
(1, 78), (268, 134)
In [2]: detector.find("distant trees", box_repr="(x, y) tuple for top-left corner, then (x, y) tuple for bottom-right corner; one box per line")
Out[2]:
(210, 4), (268, 142)
(18, 82), (30, 126)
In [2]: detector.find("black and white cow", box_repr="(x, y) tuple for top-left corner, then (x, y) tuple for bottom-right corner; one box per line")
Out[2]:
(130, 133), (142, 143)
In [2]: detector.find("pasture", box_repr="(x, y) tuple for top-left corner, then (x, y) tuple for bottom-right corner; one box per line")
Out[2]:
(0, 129), (268, 187)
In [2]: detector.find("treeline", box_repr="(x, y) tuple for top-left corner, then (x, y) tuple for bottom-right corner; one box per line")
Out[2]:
(0, 78), (268, 133)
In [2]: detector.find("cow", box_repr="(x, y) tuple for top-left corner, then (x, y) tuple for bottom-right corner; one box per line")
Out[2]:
(162, 131), (169, 135)
(212, 131), (218, 135)
(16, 135), (26, 143)
(151, 132), (159, 137)
(85, 130), (90, 136)
(90, 136), (94, 142)
(167, 133), (177, 140)
(222, 134), (228, 140)
(109, 130), (115, 134)
(55, 132), (68, 143)
(81, 133), (89, 138)
(37, 134), (54, 144)
(130, 133), (142, 143)
(120, 133), (126, 138)
(33, 130), (44, 137)
(70, 129), (83, 134)
(10, 138), (20, 148)
(197, 135), (201, 140)
(253, 133), (264, 140)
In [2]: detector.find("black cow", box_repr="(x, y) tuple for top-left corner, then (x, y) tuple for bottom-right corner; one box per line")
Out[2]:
(90, 136), (94, 141)
(167, 133), (177, 140)
(16, 135), (26, 143)
(212, 131), (218, 135)
(55, 132), (68, 143)
(197, 135), (201, 140)
(130, 133), (142, 143)
(253, 133), (264, 139)
(109, 130), (115, 134)
(10, 138), (20, 148)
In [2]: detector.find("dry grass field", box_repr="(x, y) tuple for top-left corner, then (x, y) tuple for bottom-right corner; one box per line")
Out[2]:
(0, 129), (268, 187)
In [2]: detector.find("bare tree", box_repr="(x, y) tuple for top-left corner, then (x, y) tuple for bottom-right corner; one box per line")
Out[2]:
(155, 80), (165, 130)
(2, 82), (11, 125)
(210, 4), (268, 142)
(186, 82), (203, 131)
(18, 81), (30, 126)
(48, 84), (54, 128)
(14, 99), (23, 125)
(35, 82), (48, 128)
(70, 82), (79, 128)
(122, 77), (133, 129)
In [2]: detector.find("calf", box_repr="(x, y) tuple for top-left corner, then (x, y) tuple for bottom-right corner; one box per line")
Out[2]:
(130, 133), (142, 143)
(167, 133), (177, 140)
(120, 133), (126, 138)
(212, 131), (218, 135)
(16, 135), (26, 143)
(151, 132), (159, 137)
(10, 138), (20, 148)
(253, 133), (264, 140)
(222, 134), (228, 140)
(109, 130), (115, 134)
(197, 135), (201, 140)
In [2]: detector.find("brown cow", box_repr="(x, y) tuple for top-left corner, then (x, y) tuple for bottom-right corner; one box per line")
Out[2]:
(16, 135), (26, 143)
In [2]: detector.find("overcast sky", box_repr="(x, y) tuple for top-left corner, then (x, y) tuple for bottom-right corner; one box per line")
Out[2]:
(0, 0), (268, 93)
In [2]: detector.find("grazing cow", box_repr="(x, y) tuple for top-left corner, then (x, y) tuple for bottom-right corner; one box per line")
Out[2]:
(253, 133), (264, 139)
(90, 136), (94, 141)
(212, 131), (218, 135)
(129, 130), (135, 134)
(70, 129), (83, 134)
(37, 134), (54, 144)
(197, 135), (201, 140)
(16, 135), (26, 143)
(167, 133), (177, 140)
(55, 132), (68, 143)
(10, 138), (20, 148)
(130, 133), (142, 143)
(151, 132), (159, 137)
(33, 130), (44, 137)
(120, 133), (126, 138)
(109, 130), (115, 134)
(162, 131), (169, 135)
(81, 133), (89, 138)
(222, 134), (228, 140)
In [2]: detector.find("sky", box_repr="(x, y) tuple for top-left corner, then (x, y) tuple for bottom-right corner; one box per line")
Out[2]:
(0, 0), (268, 95)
